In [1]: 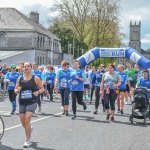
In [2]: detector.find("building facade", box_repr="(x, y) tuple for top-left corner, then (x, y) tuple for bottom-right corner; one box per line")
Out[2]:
(0, 8), (62, 66)
(129, 21), (141, 53)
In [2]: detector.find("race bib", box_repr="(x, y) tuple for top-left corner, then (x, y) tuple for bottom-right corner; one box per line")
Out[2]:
(61, 81), (67, 87)
(128, 77), (132, 81)
(21, 90), (32, 99)
(47, 80), (52, 84)
(9, 82), (15, 87)
(71, 80), (78, 85)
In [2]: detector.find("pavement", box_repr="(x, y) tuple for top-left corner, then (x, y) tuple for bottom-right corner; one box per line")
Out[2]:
(0, 95), (150, 150)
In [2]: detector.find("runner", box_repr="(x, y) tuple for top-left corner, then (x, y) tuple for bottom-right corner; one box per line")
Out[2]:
(32, 63), (42, 112)
(124, 62), (137, 104)
(54, 60), (71, 115)
(93, 65), (105, 114)
(14, 62), (44, 148)
(4, 64), (20, 115)
(136, 69), (150, 97)
(46, 65), (56, 102)
(100, 64), (121, 121)
(90, 66), (96, 104)
(70, 60), (87, 120)
(117, 64), (130, 114)
(83, 66), (91, 101)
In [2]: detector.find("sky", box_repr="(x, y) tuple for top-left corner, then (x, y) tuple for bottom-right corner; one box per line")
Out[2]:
(0, 0), (149, 50)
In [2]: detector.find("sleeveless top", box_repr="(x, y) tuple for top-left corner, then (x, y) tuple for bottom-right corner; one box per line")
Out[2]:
(19, 75), (38, 105)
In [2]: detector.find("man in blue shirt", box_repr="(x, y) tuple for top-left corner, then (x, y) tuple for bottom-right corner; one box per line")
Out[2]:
(137, 70), (150, 97)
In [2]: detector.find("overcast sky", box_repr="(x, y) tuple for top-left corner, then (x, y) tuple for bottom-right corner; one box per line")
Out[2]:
(0, 0), (149, 50)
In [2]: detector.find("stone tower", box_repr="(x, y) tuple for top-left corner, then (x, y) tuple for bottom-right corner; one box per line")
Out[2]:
(129, 21), (141, 53)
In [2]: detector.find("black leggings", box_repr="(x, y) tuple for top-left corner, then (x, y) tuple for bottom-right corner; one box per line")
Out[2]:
(104, 89), (117, 110)
(95, 86), (100, 109)
(90, 85), (95, 101)
(59, 88), (70, 106)
(47, 84), (54, 101)
(72, 91), (84, 115)
(8, 90), (17, 101)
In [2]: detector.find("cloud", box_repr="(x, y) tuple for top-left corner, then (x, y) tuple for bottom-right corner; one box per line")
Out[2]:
(141, 34), (150, 43)
(120, 0), (150, 49)
(21, 4), (52, 27)
(0, 0), (55, 9)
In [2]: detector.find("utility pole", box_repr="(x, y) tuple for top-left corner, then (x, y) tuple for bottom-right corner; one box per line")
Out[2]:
(72, 31), (75, 60)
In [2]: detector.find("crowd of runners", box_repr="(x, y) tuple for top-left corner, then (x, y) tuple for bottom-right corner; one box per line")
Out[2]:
(0, 61), (150, 148)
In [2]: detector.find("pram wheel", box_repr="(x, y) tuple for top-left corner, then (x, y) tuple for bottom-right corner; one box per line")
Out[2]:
(129, 115), (133, 124)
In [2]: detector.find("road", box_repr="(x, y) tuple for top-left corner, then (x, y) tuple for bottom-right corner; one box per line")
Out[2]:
(0, 95), (150, 150)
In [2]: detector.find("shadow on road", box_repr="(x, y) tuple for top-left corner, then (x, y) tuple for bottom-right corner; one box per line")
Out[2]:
(74, 115), (110, 123)
(31, 142), (56, 150)
(113, 120), (150, 127)
(0, 142), (22, 150)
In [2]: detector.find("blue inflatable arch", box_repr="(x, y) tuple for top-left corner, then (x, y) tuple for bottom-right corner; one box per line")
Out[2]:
(77, 47), (150, 69)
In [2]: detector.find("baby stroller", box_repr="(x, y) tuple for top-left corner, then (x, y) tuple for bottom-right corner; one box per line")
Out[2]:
(129, 87), (150, 125)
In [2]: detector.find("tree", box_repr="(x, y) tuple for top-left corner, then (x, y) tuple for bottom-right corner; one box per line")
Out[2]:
(50, 0), (124, 65)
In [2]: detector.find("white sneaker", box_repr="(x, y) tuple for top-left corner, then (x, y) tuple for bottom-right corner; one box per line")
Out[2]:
(61, 106), (63, 110)
(23, 139), (31, 148)
(124, 101), (128, 105)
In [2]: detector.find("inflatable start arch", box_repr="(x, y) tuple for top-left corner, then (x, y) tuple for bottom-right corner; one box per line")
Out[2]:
(77, 47), (150, 69)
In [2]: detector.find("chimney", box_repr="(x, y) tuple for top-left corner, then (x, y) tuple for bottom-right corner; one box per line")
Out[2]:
(29, 11), (39, 24)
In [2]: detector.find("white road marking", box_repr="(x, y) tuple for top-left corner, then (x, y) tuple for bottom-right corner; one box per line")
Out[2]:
(4, 112), (62, 131)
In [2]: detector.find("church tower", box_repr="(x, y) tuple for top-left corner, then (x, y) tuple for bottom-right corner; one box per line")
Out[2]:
(129, 21), (141, 53)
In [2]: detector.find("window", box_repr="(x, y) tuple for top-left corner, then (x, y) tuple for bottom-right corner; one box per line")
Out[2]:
(37, 56), (39, 65)
(0, 32), (7, 47)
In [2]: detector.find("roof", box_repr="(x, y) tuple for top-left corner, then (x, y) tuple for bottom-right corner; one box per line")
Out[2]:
(0, 50), (29, 60)
(0, 8), (59, 40)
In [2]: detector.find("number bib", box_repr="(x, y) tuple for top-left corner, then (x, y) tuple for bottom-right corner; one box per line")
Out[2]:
(61, 81), (67, 88)
(71, 80), (78, 85)
(9, 82), (15, 87)
(47, 80), (52, 84)
(21, 90), (32, 99)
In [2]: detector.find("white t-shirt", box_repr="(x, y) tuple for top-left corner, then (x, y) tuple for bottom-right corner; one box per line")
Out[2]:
(84, 70), (91, 85)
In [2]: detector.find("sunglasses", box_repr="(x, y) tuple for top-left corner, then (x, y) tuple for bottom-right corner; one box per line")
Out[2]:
(62, 64), (68, 66)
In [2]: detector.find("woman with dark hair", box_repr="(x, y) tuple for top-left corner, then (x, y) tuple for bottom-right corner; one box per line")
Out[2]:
(4, 64), (20, 115)
(90, 66), (97, 104)
(100, 64), (121, 121)
(15, 62), (44, 148)
(46, 65), (56, 102)
(70, 60), (87, 119)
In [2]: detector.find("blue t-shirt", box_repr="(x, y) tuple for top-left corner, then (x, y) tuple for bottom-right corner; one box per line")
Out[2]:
(32, 70), (42, 79)
(70, 69), (86, 91)
(4, 72), (20, 90)
(138, 77), (150, 97)
(118, 72), (128, 90)
(57, 69), (71, 89)
(90, 72), (96, 86)
(95, 71), (105, 87)
(46, 72), (56, 85)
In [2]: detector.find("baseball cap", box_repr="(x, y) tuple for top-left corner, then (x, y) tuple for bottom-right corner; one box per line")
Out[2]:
(10, 64), (16, 69)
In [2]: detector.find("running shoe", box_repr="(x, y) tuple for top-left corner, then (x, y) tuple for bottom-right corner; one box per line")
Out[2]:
(72, 114), (76, 120)
(23, 139), (31, 148)
(120, 109), (124, 114)
(83, 103), (87, 110)
(106, 114), (110, 120)
(110, 116), (114, 121)
(66, 111), (69, 116)
(94, 110), (98, 114)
